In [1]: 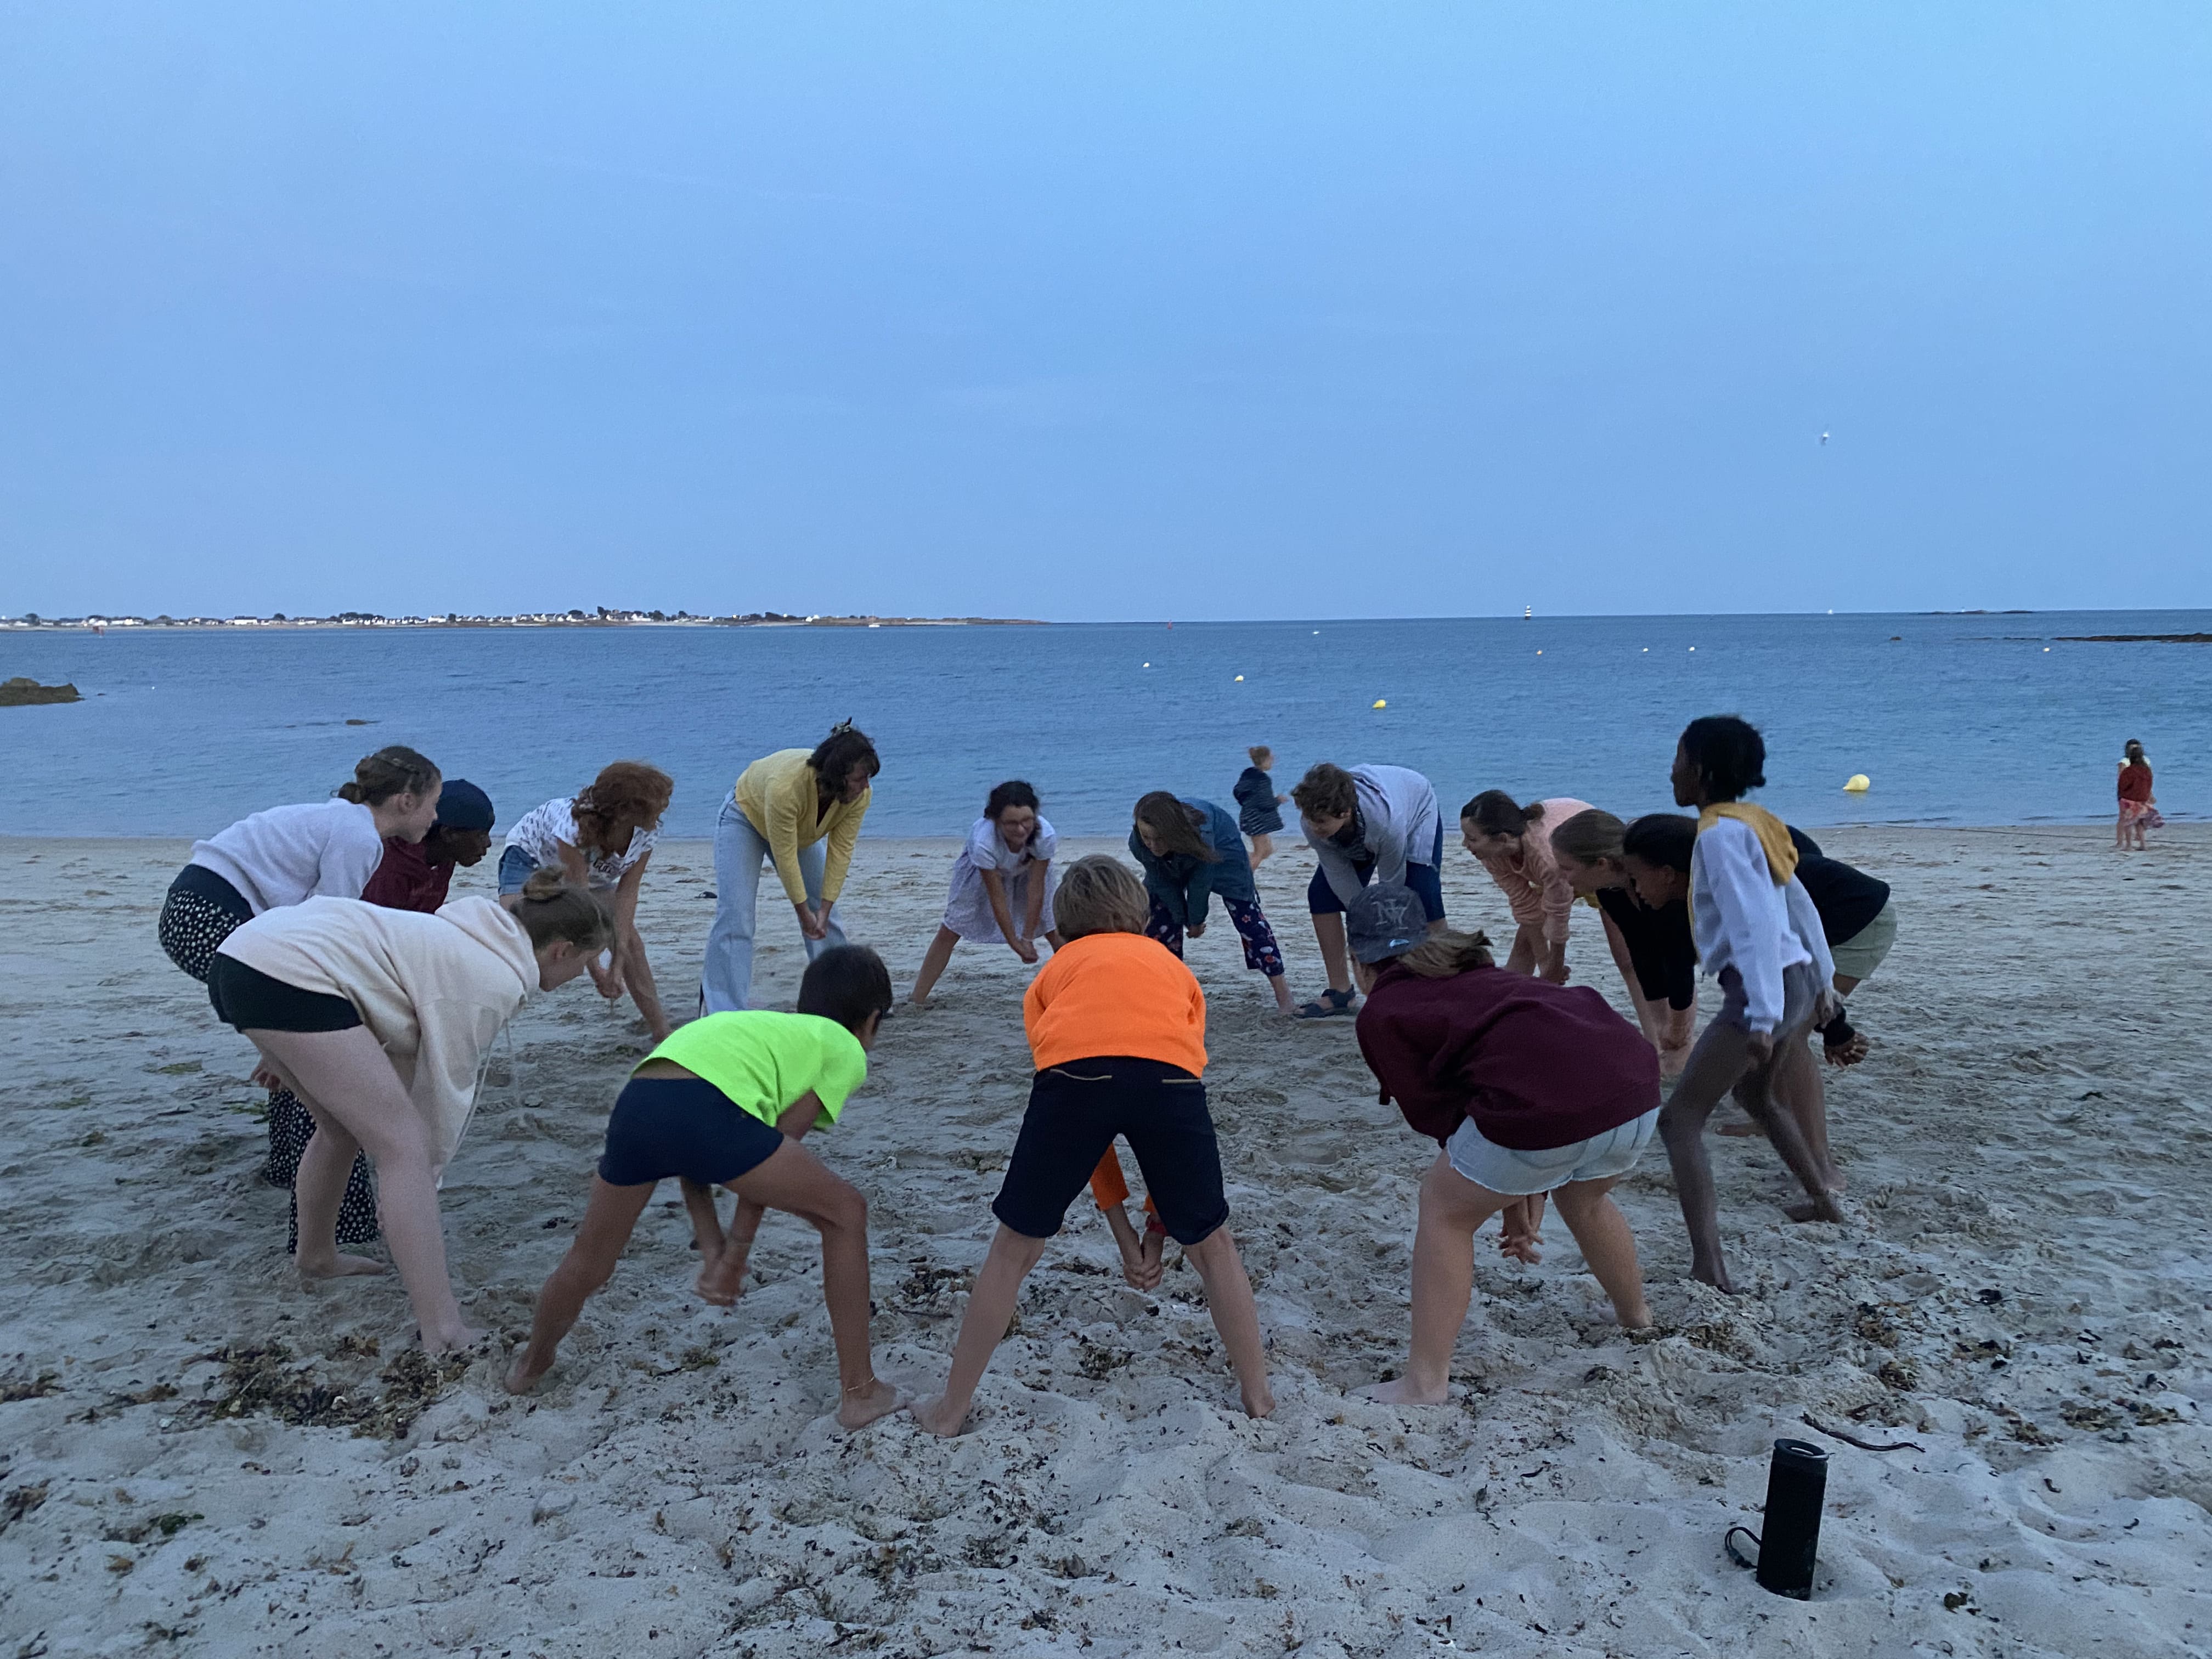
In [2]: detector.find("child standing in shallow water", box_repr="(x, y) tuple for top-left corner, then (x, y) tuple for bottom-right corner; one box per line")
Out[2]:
(911, 856), (1275, 1435)
(909, 781), (1063, 1006)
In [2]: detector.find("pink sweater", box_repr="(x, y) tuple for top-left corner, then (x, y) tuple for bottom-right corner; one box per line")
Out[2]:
(1475, 797), (1594, 946)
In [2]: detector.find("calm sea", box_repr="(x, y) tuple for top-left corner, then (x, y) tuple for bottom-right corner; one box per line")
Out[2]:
(3, 611), (2205, 838)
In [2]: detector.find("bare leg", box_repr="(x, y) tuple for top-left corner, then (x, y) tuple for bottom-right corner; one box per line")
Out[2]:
(1768, 1035), (1847, 1211)
(724, 1139), (900, 1429)
(909, 926), (960, 1006)
(506, 1176), (657, 1392)
(911, 1224), (1049, 1436)
(1658, 1020), (1752, 1293)
(1184, 1228), (1276, 1418)
(251, 1026), (482, 1352)
(1248, 833), (1274, 869)
(680, 1177), (738, 1302)
(1267, 973), (1296, 1014)
(1504, 926), (1540, 977)
(1549, 1178), (1652, 1328)
(291, 1107), (386, 1279)
(1733, 1042), (1846, 1225)
(1313, 911), (1352, 995)
(1362, 1154), (1510, 1403)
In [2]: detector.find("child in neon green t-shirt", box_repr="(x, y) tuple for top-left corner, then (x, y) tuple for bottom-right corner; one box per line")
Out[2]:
(505, 946), (900, 1431)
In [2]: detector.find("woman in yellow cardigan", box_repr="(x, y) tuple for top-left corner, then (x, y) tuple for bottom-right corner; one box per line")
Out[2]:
(702, 723), (880, 1012)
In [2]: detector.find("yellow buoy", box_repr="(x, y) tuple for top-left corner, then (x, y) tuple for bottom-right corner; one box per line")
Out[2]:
(1372, 698), (1387, 709)
(1843, 774), (1871, 793)
(1234, 674), (1244, 682)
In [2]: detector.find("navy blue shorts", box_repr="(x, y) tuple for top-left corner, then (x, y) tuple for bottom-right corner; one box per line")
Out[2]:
(992, 1057), (1228, 1246)
(1307, 820), (1447, 922)
(597, 1076), (787, 1188)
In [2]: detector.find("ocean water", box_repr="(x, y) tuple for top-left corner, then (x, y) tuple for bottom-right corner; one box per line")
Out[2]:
(2, 611), (2205, 838)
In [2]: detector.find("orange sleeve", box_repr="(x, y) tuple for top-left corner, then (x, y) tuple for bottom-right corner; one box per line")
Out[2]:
(1088, 1146), (1130, 1210)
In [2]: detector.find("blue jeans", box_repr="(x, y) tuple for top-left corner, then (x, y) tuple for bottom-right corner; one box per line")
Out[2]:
(496, 844), (535, 896)
(700, 794), (849, 1013)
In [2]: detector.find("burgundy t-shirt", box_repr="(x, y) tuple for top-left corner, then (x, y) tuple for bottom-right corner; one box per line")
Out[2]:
(359, 836), (455, 915)
(1355, 963), (1659, 1149)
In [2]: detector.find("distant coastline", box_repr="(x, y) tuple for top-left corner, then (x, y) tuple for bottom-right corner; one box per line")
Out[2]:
(0, 608), (1047, 631)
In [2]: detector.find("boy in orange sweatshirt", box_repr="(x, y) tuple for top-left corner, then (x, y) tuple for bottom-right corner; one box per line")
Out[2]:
(911, 855), (1276, 1435)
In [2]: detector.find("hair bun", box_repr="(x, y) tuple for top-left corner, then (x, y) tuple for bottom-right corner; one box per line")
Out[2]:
(521, 866), (575, 902)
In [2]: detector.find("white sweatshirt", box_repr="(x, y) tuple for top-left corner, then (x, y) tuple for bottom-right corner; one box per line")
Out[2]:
(1305, 764), (1442, 908)
(1690, 817), (1816, 1032)
(216, 896), (536, 1171)
(189, 800), (386, 915)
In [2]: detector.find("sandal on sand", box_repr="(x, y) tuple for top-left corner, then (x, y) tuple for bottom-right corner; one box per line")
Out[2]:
(1294, 988), (1357, 1019)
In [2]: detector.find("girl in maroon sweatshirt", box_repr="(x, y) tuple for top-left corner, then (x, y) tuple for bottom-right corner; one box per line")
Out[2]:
(1348, 882), (1659, 1404)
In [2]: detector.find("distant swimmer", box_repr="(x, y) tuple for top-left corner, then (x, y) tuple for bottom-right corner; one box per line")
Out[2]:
(1820, 431), (1830, 445)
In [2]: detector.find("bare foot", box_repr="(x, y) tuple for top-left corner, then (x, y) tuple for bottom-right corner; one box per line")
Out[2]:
(909, 1391), (969, 1437)
(695, 1248), (747, 1306)
(1824, 1034), (1870, 1066)
(1615, 1301), (1655, 1330)
(837, 1378), (904, 1431)
(906, 994), (930, 1009)
(422, 1322), (487, 1357)
(1690, 1260), (1736, 1295)
(1783, 1190), (1846, 1224)
(1240, 1379), (1277, 1418)
(505, 1352), (552, 1395)
(1357, 1374), (1448, 1406)
(297, 1251), (388, 1279)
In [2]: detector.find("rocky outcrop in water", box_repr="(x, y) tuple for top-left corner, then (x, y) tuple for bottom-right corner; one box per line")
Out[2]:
(0, 678), (83, 706)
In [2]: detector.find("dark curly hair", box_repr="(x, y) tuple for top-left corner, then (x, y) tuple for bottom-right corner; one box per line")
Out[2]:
(1678, 715), (1766, 802)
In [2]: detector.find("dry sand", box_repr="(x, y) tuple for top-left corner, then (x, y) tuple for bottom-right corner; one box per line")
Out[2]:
(1, 826), (2208, 1657)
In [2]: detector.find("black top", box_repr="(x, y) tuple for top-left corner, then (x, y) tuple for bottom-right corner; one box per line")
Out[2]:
(1787, 828), (1891, 947)
(1594, 887), (1697, 1011)
(1233, 766), (1285, 834)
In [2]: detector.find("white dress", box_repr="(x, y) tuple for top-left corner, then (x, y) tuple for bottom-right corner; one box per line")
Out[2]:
(505, 797), (658, 890)
(942, 816), (1058, 942)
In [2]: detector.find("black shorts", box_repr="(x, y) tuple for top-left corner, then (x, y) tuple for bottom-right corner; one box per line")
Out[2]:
(597, 1076), (788, 1188)
(207, 955), (363, 1033)
(992, 1057), (1228, 1246)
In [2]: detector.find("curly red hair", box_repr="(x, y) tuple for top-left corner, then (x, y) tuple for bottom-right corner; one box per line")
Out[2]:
(573, 760), (674, 857)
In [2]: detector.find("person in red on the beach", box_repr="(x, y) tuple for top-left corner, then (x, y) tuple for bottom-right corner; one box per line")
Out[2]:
(2115, 740), (2161, 852)
(360, 781), (497, 913)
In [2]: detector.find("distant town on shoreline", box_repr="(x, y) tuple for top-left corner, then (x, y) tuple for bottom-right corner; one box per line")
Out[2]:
(0, 608), (1045, 631)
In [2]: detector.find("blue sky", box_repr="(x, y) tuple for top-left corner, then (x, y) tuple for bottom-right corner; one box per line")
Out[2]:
(2, 3), (2207, 622)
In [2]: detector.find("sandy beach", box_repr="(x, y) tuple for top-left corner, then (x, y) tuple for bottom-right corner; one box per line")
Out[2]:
(2, 825), (2207, 1658)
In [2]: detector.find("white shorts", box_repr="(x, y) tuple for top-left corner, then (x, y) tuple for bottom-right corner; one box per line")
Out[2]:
(1444, 1108), (1660, 1197)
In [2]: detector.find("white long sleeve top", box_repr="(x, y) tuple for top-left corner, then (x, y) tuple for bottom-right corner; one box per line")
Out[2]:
(189, 800), (386, 915)
(1690, 816), (1813, 1032)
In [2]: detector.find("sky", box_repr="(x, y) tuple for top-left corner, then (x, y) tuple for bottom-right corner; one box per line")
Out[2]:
(2, 3), (2208, 623)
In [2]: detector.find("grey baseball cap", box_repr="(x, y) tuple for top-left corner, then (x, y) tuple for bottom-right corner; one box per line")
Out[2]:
(1346, 881), (1430, 963)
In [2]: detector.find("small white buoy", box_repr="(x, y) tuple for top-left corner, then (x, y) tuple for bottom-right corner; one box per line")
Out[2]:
(2043, 647), (2051, 653)
(1142, 662), (1151, 668)
(1372, 698), (1387, 709)
(1689, 646), (1697, 652)
(1536, 650), (1543, 656)
(1843, 774), (1871, 793)
(1234, 674), (1244, 682)
(1641, 648), (1649, 653)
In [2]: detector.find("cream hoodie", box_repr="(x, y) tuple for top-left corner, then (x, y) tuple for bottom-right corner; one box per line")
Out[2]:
(216, 895), (536, 1171)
